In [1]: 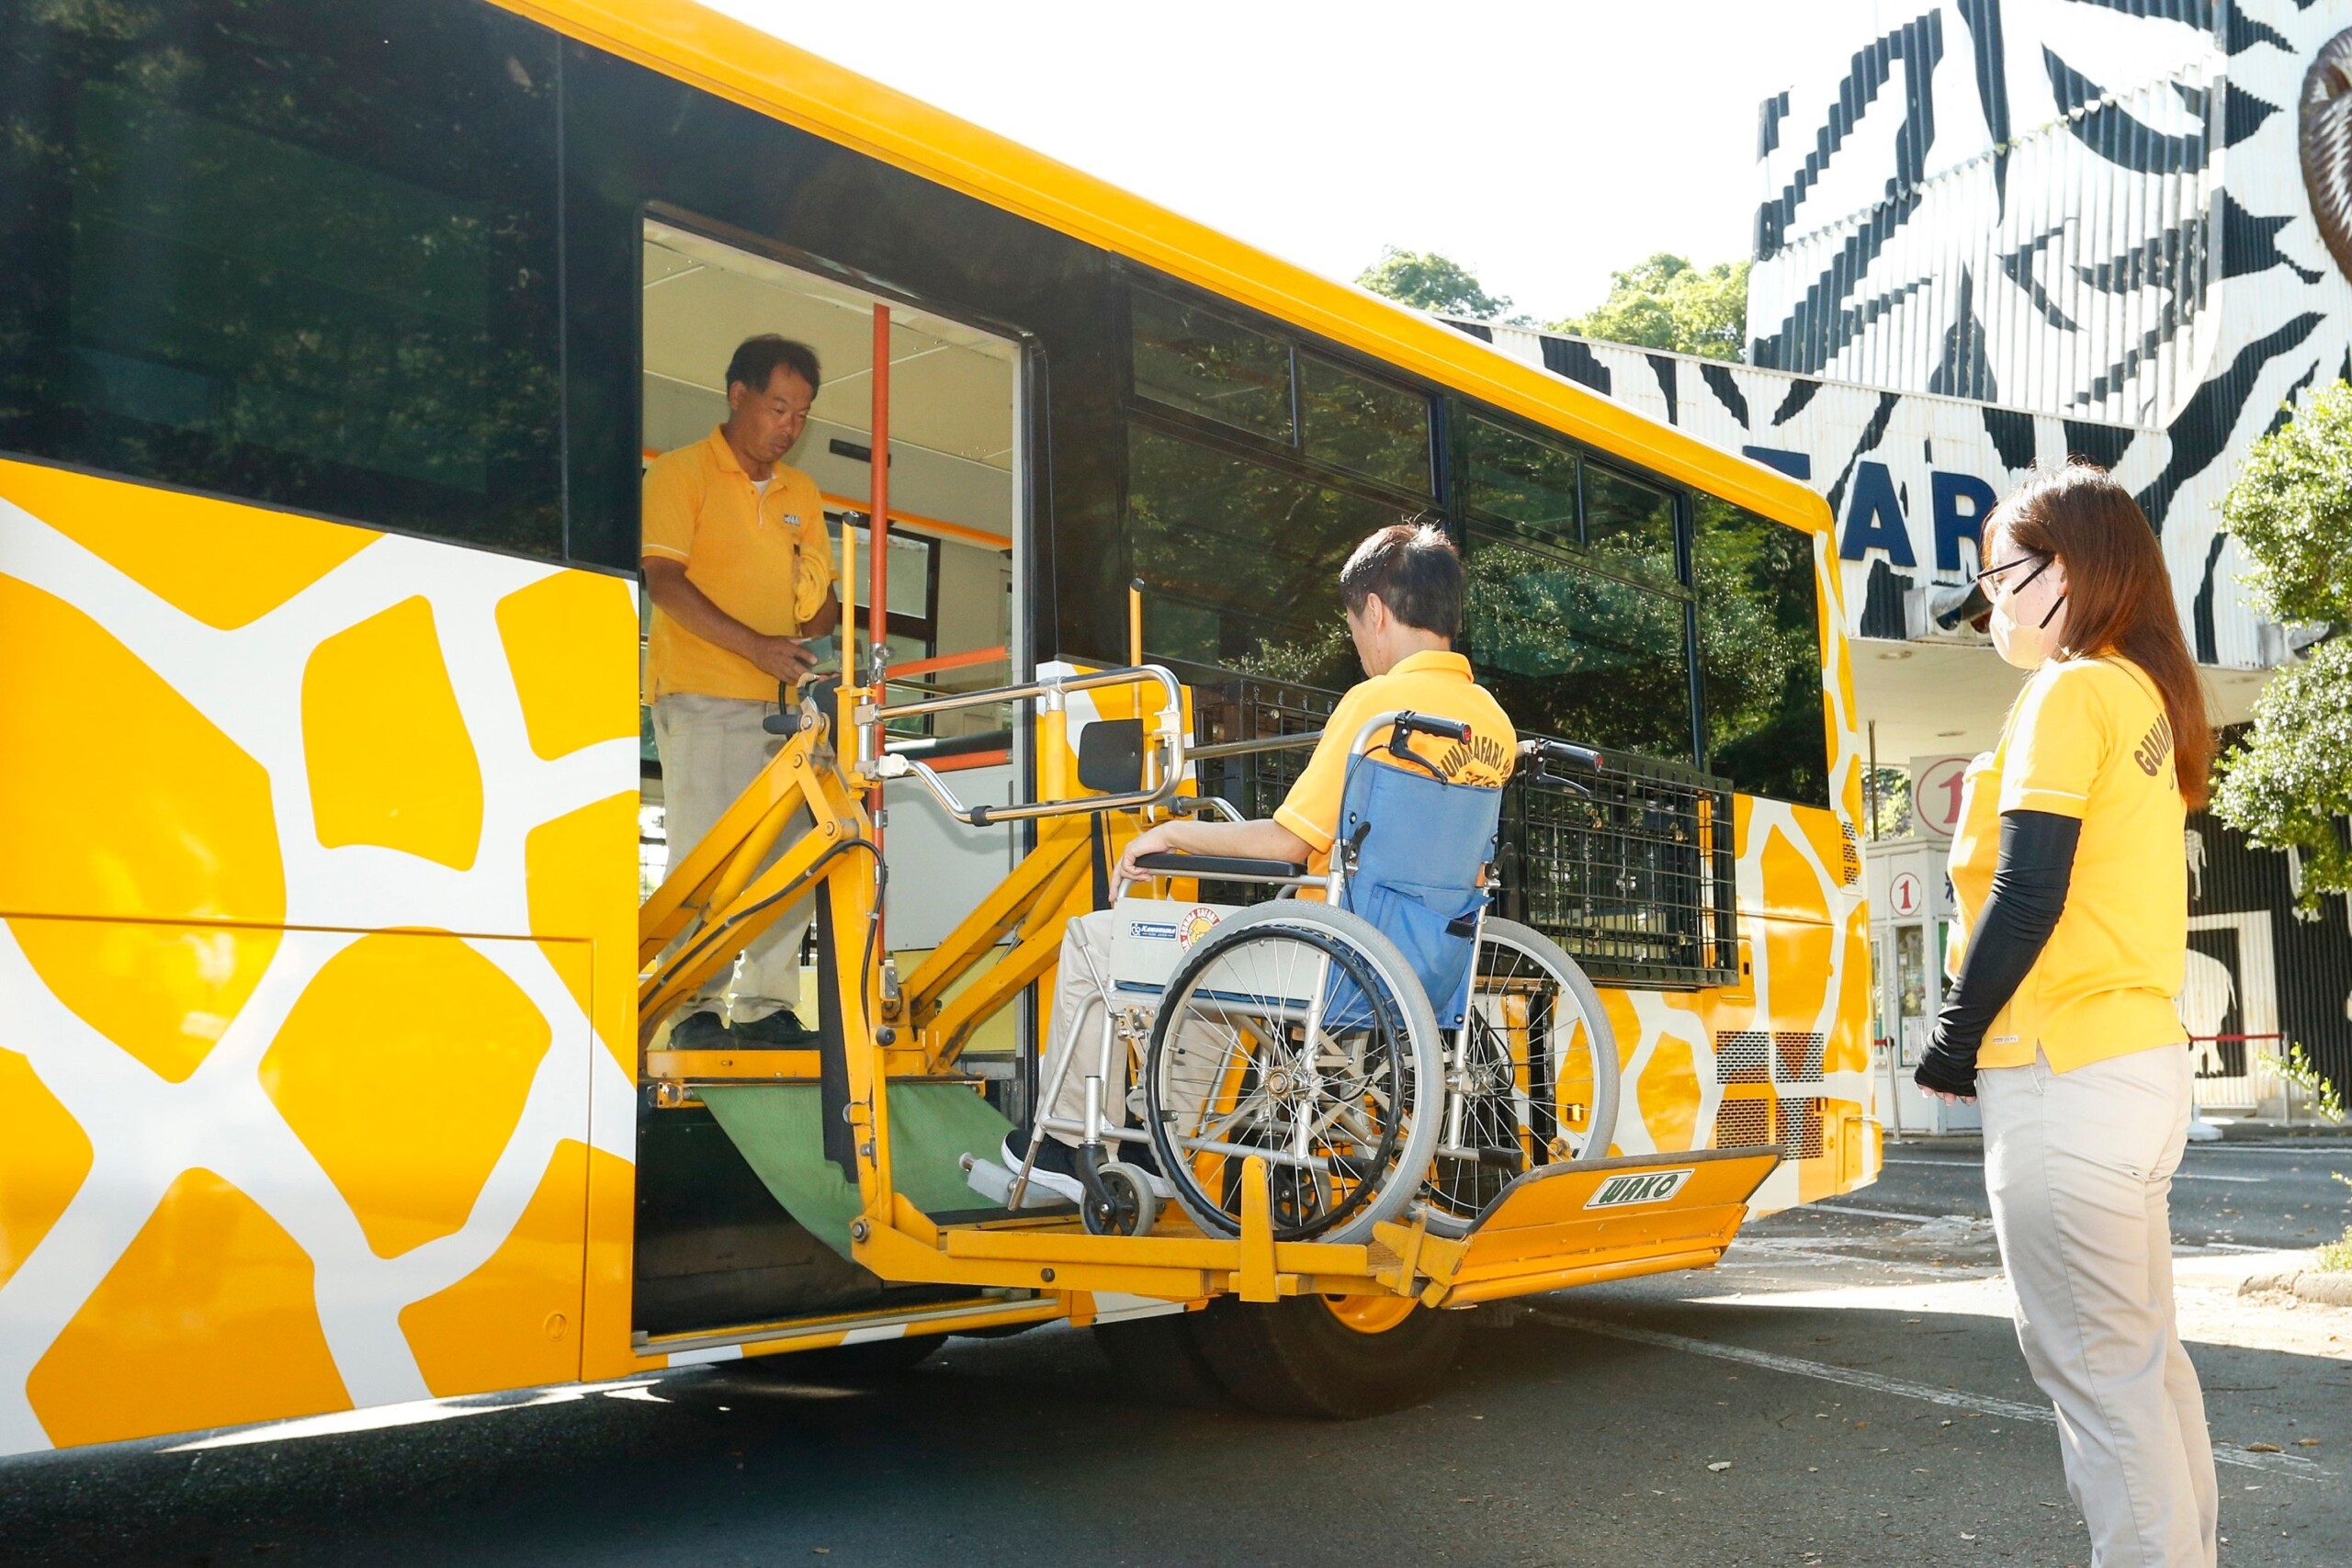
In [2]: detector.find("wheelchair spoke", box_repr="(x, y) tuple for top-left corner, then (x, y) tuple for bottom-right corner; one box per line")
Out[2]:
(1147, 910), (1430, 1242)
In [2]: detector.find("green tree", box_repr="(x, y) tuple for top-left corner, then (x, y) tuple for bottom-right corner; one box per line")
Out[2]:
(1356, 246), (1518, 321)
(1553, 253), (1749, 361)
(2211, 381), (2352, 908)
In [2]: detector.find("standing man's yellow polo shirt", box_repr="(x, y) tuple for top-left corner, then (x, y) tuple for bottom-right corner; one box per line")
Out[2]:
(1273, 650), (1516, 877)
(642, 428), (837, 703)
(1946, 656), (2188, 1072)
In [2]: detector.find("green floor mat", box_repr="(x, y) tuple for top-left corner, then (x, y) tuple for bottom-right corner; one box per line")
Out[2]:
(699, 1081), (1015, 1260)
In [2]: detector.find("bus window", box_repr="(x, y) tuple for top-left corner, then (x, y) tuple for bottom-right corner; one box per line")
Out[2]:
(1581, 467), (1679, 587)
(1463, 532), (1696, 763)
(1458, 412), (1579, 543)
(0, 0), (563, 557)
(1693, 493), (1831, 807)
(1298, 355), (1433, 495)
(1125, 423), (1413, 688)
(1130, 291), (1294, 442)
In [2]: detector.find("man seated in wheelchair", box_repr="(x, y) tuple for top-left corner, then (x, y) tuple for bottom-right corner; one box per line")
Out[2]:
(1003, 520), (1517, 1203)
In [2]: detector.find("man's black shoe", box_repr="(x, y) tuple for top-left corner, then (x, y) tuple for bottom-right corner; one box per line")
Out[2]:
(730, 1009), (819, 1047)
(666, 1010), (729, 1051)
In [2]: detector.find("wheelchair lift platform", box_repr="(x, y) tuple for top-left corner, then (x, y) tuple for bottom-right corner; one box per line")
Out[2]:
(845, 1132), (1782, 1311)
(638, 662), (1788, 1342)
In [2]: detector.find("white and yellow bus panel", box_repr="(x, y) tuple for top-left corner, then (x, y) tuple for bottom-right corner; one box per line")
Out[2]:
(0, 0), (1871, 1454)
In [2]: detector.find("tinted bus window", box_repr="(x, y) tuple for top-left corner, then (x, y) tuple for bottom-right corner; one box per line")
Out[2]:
(1582, 466), (1679, 586)
(0, 0), (562, 557)
(1459, 413), (1577, 543)
(1694, 495), (1829, 806)
(1127, 423), (1408, 688)
(1130, 291), (1293, 443)
(1299, 355), (1430, 495)
(1465, 529), (1695, 761)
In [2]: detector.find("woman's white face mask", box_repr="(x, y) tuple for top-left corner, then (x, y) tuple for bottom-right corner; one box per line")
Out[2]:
(1981, 550), (2069, 669)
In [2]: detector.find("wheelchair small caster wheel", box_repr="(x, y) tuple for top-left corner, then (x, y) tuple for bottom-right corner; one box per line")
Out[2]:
(1084, 1161), (1159, 1236)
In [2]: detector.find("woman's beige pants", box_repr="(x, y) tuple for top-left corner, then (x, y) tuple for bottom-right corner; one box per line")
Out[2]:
(1979, 1043), (2218, 1568)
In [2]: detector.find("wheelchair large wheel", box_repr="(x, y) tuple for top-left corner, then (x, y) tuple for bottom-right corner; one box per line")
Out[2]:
(1421, 918), (1621, 1235)
(1144, 901), (1443, 1247)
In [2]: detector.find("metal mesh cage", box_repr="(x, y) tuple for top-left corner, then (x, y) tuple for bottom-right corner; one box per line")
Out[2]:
(1496, 749), (1739, 988)
(1183, 676), (1740, 988)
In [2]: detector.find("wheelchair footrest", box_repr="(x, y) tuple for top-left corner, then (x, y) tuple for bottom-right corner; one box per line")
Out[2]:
(1406, 1145), (1781, 1307)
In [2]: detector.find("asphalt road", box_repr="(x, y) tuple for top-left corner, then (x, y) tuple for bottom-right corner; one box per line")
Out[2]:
(5, 1136), (2348, 1568)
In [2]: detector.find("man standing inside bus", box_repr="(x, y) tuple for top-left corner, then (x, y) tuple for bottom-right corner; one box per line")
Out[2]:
(642, 334), (842, 1050)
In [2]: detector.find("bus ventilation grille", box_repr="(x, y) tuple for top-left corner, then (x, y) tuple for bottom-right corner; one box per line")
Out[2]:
(1713, 1031), (1824, 1085)
(1774, 1031), (1826, 1084)
(1714, 1032), (1771, 1084)
(1840, 821), (1861, 886)
(1713, 1098), (1772, 1150)
(1781, 1097), (1826, 1161)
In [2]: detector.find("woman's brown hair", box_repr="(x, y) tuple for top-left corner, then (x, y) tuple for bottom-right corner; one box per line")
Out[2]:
(1988, 463), (2212, 807)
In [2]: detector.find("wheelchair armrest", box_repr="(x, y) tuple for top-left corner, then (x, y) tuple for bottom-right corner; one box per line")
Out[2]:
(1131, 851), (1307, 882)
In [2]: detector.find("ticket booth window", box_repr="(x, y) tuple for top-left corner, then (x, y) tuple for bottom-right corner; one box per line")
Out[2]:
(1894, 924), (1926, 1066)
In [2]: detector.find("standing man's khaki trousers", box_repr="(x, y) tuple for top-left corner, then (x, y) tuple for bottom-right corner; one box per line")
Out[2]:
(1979, 1043), (2217, 1568)
(650, 692), (815, 1024)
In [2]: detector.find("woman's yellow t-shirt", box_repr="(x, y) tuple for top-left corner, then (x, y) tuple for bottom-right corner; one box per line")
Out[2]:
(1945, 656), (2188, 1072)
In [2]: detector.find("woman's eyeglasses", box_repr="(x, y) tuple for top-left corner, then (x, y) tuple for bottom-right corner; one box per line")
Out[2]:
(1974, 554), (2050, 602)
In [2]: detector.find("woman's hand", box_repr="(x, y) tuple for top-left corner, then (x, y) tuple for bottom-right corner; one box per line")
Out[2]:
(1926, 1089), (1976, 1105)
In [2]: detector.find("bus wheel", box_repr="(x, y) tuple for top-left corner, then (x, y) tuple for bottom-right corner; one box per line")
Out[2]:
(1092, 1310), (1228, 1407)
(1193, 1293), (1466, 1418)
(741, 1333), (943, 1381)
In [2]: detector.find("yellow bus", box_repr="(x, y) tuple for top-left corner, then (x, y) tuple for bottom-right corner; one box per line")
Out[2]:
(0, 0), (1876, 1451)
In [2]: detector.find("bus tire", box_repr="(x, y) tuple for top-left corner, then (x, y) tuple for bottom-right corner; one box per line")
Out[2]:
(1192, 1293), (1466, 1419)
(1092, 1310), (1229, 1407)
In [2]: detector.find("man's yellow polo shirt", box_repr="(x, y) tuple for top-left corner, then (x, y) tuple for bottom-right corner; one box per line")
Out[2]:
(1946, 656), (2188, 1072)
(641, 428), (837, 703)
(1273, 650), (1516, 876)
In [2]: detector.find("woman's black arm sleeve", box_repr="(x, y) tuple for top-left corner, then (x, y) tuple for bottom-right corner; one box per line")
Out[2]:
(1912, 810), (2080, 1097)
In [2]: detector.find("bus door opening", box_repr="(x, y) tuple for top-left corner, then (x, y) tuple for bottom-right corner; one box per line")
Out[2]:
(634, 217), (1021, 1338)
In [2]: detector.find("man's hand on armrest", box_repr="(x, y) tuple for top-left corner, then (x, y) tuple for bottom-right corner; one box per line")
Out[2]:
(1116, 818), (1314, 885)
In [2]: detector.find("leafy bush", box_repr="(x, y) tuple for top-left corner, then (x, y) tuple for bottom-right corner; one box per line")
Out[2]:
(2213, 381), (2352, 912)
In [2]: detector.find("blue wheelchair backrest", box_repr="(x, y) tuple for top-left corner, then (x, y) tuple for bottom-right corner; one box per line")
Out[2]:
(1334, 751), (1502, 1030)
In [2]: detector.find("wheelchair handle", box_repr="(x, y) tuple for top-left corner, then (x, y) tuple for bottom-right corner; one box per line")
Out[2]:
(1350, 709), (1473, 761)
(1522, 738), (1605, 773)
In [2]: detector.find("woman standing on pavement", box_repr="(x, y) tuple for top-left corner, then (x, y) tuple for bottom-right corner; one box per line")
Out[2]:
(1914, 462), (2219, 1568)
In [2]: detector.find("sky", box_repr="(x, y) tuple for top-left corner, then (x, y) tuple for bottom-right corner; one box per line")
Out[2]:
(711, 0), (1902, 326)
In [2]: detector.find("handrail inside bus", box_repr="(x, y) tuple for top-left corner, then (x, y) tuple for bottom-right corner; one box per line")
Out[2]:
(1186, 729), (1324, 761)
(867, 664), (1185, 827)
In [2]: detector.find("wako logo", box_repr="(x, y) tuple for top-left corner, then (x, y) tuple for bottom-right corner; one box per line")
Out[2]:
(1585, 1168), (1695, 1210)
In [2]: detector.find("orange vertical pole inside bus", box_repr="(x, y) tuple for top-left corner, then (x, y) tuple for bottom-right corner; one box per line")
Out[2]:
(869, 304), (890, 947)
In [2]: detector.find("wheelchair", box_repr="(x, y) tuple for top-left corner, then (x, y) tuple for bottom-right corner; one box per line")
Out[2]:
(1005, 710), (1622, 1247)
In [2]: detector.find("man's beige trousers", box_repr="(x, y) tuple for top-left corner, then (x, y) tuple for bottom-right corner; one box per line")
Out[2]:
(1979, 1043), (2218, 1568)
(650, 692), (814, 1025)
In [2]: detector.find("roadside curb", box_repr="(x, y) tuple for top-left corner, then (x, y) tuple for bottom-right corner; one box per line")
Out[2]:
(2238, 1267), (2352, 1307)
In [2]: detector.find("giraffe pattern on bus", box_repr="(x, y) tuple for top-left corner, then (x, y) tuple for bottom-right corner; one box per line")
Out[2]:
(0, 459), (642, 1455)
